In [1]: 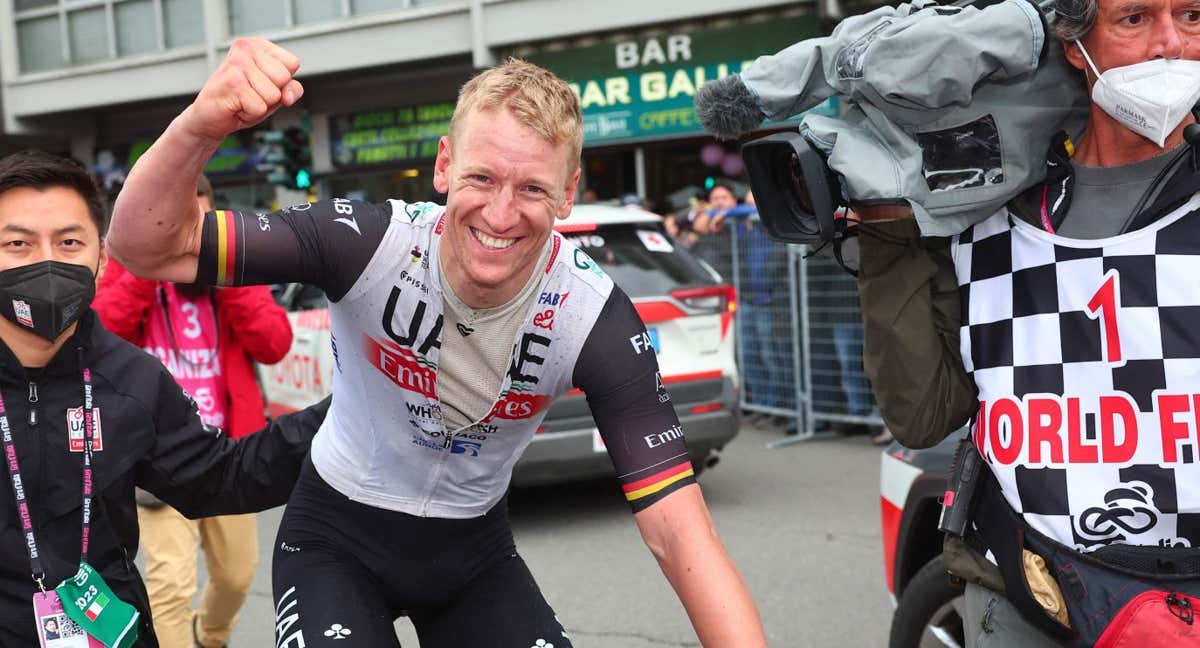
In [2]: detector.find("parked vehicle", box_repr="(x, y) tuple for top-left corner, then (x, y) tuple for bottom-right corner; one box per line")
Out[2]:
(260, 204), (742, 486)
(880, 434), (964, 648)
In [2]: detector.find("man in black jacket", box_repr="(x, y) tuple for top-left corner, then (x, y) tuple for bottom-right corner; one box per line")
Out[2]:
(0, 149), (328, 646)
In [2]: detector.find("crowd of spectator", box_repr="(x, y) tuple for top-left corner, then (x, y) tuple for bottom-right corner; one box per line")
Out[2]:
(581, 182), (889, 443)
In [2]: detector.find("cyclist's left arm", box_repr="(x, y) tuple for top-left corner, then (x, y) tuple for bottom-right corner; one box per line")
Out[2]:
(573, 287), (766, 646)
(634, 486), (766, 647)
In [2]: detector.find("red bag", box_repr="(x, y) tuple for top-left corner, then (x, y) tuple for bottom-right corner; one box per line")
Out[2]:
(1095, 590), (1200, 648)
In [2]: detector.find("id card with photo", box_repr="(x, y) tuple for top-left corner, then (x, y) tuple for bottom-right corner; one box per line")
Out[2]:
(33, 591), (102, 648)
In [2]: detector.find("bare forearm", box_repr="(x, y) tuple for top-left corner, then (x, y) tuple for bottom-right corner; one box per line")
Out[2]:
(109, 110), (217, 278)
(637, 490), (765, 647)
(653, 526), (764, 646)
(109, 38), (304, 280)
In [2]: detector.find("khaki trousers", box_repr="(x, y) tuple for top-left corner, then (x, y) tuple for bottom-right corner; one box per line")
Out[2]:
(138, 505), (258, 648)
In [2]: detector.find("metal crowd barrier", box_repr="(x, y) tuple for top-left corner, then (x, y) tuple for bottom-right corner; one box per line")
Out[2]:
(683, 214), (886, 444)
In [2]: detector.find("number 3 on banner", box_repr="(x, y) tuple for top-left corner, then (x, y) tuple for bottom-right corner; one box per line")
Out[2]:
(1085, 270), (1124, 366)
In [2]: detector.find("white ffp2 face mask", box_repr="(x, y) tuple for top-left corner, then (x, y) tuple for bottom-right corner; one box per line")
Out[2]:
(1076, 40), (1200, 147)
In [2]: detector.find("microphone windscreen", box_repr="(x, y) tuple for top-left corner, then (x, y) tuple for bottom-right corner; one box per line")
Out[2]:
(695, 75), (767, 140)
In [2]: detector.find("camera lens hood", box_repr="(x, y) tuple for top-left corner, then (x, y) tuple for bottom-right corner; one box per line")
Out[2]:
(742, 131), (841, 244)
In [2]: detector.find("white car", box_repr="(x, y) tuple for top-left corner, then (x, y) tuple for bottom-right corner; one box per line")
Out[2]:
(260, 204), (741, 486)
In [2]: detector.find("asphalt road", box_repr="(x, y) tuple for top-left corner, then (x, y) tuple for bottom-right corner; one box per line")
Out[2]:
(201, 424), (892, 647)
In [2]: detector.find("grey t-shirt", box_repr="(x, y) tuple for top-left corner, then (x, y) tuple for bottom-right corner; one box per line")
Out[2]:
(437, 241), (552, 431)
(1056, 146), (1181, 239)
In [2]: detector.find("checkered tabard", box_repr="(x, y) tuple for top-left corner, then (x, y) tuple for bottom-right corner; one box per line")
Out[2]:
(952, 194), (1200, 551)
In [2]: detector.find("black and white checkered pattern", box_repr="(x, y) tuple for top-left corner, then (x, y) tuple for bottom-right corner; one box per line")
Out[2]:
(953, 195), (1200, 551)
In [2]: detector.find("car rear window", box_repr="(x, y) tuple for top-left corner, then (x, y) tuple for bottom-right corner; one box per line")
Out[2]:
(564, 224), (717, 298)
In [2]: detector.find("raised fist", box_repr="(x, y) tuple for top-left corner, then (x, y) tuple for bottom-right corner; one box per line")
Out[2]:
(182, 38), (304, 143)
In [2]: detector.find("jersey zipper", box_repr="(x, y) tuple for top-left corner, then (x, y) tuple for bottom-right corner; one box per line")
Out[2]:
(27, 381), (38, 427)
(419, 444), (451, 516)
(417, 257), (557, 515)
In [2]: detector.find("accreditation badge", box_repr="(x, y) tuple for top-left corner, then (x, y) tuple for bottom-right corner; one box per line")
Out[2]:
(32, 589), (101, 648)
(54, 562), (138, 648)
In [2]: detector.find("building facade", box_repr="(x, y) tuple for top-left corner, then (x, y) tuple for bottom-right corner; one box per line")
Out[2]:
(0, 0), (832, 211)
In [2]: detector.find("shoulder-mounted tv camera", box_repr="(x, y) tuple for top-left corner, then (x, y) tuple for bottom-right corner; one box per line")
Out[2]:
(740, 131), (844, 246)
(696, 0), (1091, 247)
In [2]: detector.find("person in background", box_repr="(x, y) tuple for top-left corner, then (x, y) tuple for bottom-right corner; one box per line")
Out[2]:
(700, 183), (737, 234)
(733, 190), (793, 429)
(93, 175), (293, 648)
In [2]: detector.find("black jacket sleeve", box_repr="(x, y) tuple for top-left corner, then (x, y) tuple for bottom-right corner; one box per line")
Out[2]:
(857, 219), (977, 448)
(195, 199), (393, 302)
(135, 365), (330, 516)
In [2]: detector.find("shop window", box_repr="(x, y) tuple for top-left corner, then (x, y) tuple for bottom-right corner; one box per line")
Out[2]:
(326, 166), (437, 204)
(580, 149), (635, 205)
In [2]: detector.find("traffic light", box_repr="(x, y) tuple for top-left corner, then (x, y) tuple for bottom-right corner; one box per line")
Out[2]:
(254, 125), (312, 190)
(254, 129), (289, 186)
(282, 126), (313, 190)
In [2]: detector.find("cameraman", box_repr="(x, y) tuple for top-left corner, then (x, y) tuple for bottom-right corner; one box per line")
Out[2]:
(858, 0), (1200, 644)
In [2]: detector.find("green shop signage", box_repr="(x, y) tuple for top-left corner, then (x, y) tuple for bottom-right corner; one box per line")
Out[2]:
(330, 102), (456, 168)
(120, 134), (256, 177)
(522, 15), (837, 145)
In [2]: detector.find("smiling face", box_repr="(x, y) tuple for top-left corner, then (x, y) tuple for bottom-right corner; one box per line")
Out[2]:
(433, 107), (580, 308)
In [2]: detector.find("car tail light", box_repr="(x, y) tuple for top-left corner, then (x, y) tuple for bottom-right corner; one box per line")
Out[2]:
(634, 285), (737, 330)
(691, 403), (723, 414)
(554, 223), (598, 233)
(670, 284), (736, 314)
(667, 284), (737, 339)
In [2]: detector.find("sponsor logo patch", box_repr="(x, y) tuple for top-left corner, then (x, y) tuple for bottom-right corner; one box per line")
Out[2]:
(67, 408), (103, 452)
(533, 309), (555, 331)
(13, 300), (31, 328)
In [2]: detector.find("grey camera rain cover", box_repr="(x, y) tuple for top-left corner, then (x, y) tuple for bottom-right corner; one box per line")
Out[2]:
(740, 0), (1089, 237)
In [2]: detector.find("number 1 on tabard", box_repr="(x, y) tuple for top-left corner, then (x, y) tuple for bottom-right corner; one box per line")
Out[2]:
(1085, 269), (1124, 366)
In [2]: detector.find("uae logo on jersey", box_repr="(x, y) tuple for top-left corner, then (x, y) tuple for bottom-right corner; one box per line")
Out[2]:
(67, 407), (103, 452)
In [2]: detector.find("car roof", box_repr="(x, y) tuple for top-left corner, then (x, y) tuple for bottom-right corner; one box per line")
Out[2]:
(559, 204), (662, 228)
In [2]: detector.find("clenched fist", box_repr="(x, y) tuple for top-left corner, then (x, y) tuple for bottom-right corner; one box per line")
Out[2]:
(182, 38), (304, 143)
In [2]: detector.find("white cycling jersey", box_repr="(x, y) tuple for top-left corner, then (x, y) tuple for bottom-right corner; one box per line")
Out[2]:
(198, 199), (696, 517)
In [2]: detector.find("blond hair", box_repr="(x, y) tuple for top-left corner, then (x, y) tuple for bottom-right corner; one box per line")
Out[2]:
(451, 58), (583, 170)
